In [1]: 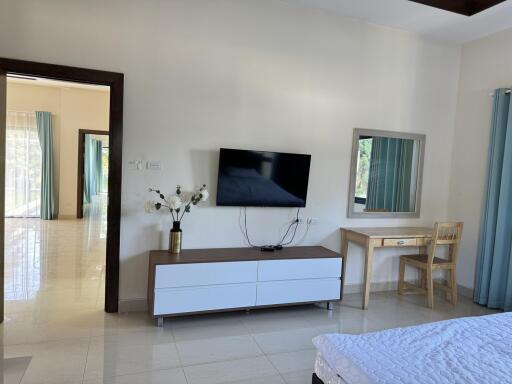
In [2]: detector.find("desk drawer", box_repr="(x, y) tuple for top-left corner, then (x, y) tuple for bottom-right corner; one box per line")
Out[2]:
(382, 238), (417, 247)
(155, 261), (257, 288)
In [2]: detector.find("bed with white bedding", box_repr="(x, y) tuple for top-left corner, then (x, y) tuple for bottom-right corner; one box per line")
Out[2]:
(314, 352), (347, 384)
(312, 312), (512, 384)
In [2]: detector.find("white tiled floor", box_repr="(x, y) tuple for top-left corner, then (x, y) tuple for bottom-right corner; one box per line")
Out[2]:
(2, 198), (498, 383)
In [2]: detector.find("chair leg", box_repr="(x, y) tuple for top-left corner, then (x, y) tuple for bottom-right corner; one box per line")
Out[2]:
(450, 268), (458, 305)
(398, 260), (405, 295)
(420, 270), (426, 289)
(426, 268), (434, 309)
(445, 269), (452, 301)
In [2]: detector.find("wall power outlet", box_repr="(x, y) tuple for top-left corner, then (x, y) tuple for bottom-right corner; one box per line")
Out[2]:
(296, 217), (319, 225)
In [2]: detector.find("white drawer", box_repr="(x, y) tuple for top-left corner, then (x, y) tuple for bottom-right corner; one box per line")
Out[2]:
(155, 261), (257, 288)
(256, 278), (340, 306)
(154, 283), (256, 315)
(257, 258), (342, 281)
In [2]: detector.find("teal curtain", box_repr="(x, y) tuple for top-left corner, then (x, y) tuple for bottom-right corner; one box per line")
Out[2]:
(35, 111), (55, 220)
(474, 88), (512, 311)
(83, 135), (93, 204)
(366, 137), (414, 212)
(95, 140), (103, 193)
(84, 136), (103, 204)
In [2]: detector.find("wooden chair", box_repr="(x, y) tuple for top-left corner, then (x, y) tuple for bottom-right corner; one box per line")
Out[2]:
(398, 222), (463, 308)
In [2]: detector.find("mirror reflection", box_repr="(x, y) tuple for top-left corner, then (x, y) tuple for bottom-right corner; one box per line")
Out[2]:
(349, 129), (425, 217)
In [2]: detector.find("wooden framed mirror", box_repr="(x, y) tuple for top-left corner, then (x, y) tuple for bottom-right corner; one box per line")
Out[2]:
(347, 128), (426, 218)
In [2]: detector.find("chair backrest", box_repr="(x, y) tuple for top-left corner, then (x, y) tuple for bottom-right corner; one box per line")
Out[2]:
(428, 222), (464, 266)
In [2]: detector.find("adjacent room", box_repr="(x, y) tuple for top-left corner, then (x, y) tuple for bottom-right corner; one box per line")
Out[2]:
(3, 76), (110, 352)
(1, 0), (512, 384)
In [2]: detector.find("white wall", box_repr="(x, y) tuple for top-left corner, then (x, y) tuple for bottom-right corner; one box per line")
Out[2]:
(449, 27), (512, 289)
(0, 0), (462, 306)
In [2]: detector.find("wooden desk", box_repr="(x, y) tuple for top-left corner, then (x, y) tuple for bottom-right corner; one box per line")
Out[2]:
(340, 227), (433, 309)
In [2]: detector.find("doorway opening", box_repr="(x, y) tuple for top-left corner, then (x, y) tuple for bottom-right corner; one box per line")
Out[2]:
(77, 130), (110, 219)
(0, 58), (124, 323)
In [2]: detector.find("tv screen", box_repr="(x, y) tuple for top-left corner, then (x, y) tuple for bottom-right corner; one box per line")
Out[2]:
(216, 148), (311, 207)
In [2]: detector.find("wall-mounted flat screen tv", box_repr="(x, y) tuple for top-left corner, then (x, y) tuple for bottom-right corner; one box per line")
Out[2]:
(216, 148), (311, 207)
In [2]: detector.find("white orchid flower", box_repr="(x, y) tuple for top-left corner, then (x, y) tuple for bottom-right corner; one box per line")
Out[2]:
(167, 195), (182, 210)
(144, 200), (155, 213)
(200, 188), (209, 201)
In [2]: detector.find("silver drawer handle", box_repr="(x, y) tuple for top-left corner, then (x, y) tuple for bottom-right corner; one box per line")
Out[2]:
(397, 240), (405, 245)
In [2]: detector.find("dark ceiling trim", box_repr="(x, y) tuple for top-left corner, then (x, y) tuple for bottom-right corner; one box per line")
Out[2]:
(409, 0), (506, 16)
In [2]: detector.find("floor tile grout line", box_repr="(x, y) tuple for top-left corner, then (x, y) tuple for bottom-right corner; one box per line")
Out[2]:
(168, 324), (191, 384)
(80, 336), (92, 384)
(181, 366), (191, 384)
(247, 330), (267, 356)
(17, 355), (30, 384)
(263, 352), (288, 384)
(181, 351), (268, 370)
(81, 366), (189, 384)
(264, 346), (317, 358)
(179, 351), (267, 369)
(3, 335), (93, 348)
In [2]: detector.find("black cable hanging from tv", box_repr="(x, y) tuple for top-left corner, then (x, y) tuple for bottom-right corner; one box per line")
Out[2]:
(243, 207), (258, 248)
(276, 208), (300, 247)
(241, 207), (301, 251)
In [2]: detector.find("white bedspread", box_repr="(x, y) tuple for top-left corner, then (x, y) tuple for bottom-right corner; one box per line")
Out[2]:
(313, 312), (512, 384)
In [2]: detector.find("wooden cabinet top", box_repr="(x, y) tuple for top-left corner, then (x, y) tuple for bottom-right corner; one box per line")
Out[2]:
(149, 246), (341, 266)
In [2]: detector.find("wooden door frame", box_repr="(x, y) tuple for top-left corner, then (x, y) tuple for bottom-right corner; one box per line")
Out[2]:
(0, 68), (6, 323)
(77, 129), (109, 219)
(0, 57), (123, 317)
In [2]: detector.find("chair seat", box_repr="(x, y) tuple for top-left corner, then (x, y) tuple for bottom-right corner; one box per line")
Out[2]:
(400, 254), (453, 269)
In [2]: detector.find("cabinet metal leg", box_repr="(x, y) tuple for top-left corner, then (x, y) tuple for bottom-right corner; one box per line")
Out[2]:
(157, 317), (164, 327)
(326, 302), (333, 311)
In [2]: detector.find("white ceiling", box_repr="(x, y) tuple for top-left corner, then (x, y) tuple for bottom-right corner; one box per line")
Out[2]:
(286, 0), (512, 44)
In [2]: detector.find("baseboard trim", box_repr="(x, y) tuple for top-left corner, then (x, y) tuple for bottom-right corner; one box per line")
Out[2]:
(344, 281), (399, 294)
(118, 298), (148, 313)
(457, 284), (473, 299)
(344, 280), (475, 298)
(58, 214), (75, 220)
(118, 284), (475, 313)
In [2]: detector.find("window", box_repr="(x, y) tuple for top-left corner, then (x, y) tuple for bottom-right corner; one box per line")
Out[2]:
(355, 136), (373, 204)
(5, 111), (42, 217)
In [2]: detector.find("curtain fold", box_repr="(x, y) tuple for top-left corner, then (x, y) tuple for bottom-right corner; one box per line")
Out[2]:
(35, 111), (55, 220)
(474, 88), (512, 312)
(83, 135), (92, 204)
(95, 140), (103, 194)
(366, 137), (414, 212)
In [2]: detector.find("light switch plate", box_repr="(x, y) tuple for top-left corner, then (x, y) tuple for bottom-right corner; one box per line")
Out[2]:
(146, 161), (161, 170)
(128, 160), (143, 170)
